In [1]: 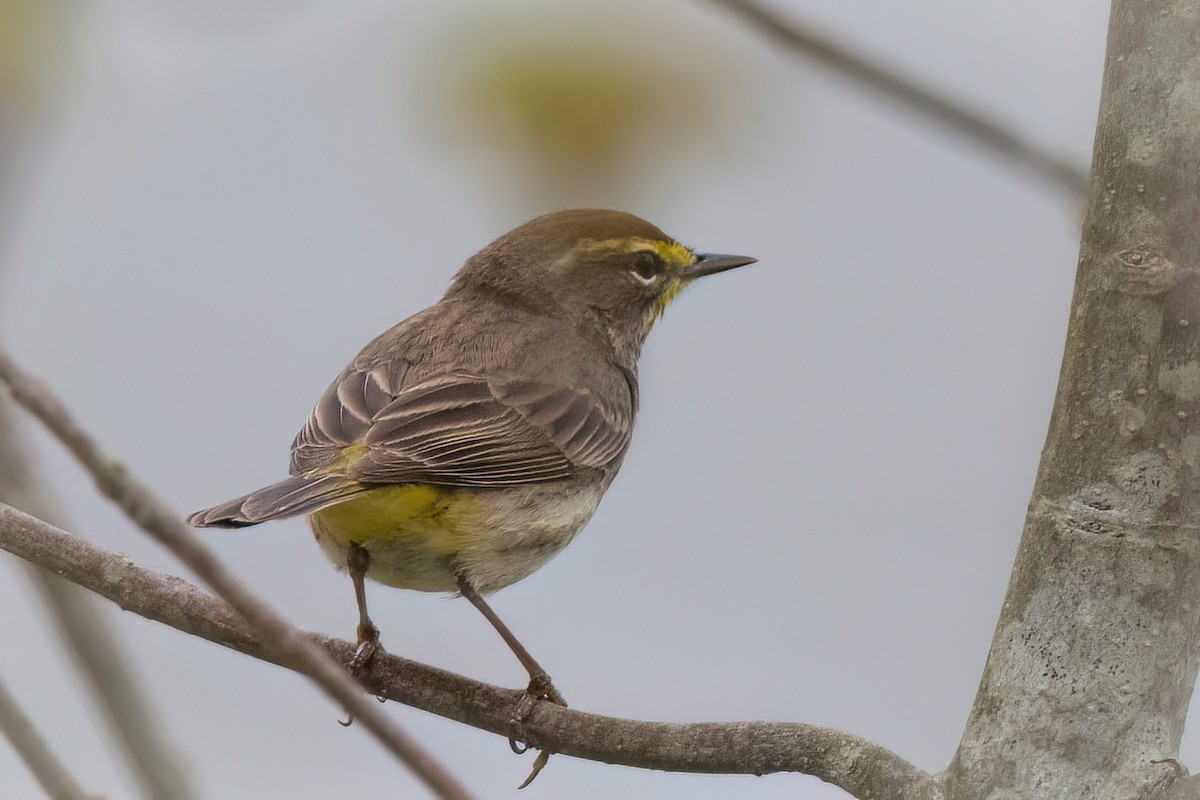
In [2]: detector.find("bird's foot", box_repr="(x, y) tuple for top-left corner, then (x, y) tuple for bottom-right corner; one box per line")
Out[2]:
(509, 670), (565, 750)
(337, 622), (383, 728)
(349, 621), (381, 672)
(509, 670), (566, 788)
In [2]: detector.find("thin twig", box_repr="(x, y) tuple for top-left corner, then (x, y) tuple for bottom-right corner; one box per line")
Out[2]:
(0, 672), (99, 800)
(0, 503), (941, 800)
(27, 571), (196, 799)
(0, 350), (471, 800)
(709, 0), (1089, 194)
(1, 397), (196, 800)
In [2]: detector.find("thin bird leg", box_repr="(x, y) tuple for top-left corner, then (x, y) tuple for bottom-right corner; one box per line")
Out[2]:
(456, 575), (565, 707)
(348, 542), (380, 670)
(456, 572), (564, 790)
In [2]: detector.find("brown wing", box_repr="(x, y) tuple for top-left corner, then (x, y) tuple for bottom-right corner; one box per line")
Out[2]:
(290, 360), (410, 475)
(290, 364), (632, 487)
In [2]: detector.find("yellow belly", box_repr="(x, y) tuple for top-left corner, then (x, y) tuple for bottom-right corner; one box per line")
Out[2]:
(308, 481), (602, 594)
(309, 484), (473, 592)
(312, 484), (469, 553)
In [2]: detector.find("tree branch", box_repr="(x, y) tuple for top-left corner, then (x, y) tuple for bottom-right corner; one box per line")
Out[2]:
(0, 349), (470, 800)
(0, 671), (98, 800)
(25, 569), (197, 799)
(945, 1), (1200, 797)
(709, 0), (1089, 194)
(0, 502), (940, 800)
(1166, 772), (1200, 800)
(1, 397), (196, 800)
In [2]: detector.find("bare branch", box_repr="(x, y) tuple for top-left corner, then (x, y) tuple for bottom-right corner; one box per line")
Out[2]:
(709, 0), (1089, 194)
(946, 1), (1200, 796)
(1, 397), (196, 800)
(26, 570), (196, 799)
(0, 672), (99, 800)
(0, 350), (471, 800)
(0, 503), (940, 800)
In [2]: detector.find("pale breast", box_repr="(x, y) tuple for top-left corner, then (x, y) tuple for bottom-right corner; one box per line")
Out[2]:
(309, 481), (604, 594)
(451, 481), (604, 594)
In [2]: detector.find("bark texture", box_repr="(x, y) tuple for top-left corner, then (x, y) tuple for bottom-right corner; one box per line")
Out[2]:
(945, 2), (1200, 798)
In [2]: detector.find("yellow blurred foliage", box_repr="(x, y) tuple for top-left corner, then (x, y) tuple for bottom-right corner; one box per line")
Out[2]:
(436, 5), (738, 193)
(0, 0), (54, 110)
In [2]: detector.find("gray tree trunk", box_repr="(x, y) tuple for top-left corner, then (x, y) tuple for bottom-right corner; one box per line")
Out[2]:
(944, 1), (1200, 797)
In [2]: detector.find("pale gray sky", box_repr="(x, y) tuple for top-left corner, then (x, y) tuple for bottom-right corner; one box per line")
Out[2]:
(1, 2), (1143, 798)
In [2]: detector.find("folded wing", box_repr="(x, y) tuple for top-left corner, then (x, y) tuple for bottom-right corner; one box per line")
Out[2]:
(290, 362), (631, 488)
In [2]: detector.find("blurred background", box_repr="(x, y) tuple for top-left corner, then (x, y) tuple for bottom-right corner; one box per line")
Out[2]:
(0, 1), (1138, 797)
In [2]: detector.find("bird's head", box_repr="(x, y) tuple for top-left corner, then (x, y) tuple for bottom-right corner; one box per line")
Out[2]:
(452, 208), (755, 354)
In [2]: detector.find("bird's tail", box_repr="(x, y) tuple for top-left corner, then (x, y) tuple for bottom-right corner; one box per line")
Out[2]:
(187, 474), (365, 528)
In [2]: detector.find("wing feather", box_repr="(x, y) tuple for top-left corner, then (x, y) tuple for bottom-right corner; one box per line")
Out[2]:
(289, 364), (632, 488)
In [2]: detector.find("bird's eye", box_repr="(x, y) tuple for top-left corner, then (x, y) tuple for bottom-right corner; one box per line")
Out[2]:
(631, 251), (660, 282)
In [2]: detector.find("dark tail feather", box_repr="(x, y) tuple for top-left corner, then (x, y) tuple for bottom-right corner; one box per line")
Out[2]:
(187, 474), (364, 528)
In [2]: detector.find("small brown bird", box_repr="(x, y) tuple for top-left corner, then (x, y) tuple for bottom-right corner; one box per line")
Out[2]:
(189, 208), (754, 734)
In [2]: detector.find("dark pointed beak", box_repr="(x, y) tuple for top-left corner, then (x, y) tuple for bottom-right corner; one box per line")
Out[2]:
(684, 252), (757, 281)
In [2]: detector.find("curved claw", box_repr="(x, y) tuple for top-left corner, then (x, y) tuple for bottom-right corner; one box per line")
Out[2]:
(517, 750), (551, 789)
(506, 675), (567, 785)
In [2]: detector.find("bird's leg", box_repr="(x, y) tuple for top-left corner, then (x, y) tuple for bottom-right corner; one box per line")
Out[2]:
(337, 542), (382, 727)
(348, 541), (380, 670)
(456, 575), (565, 708)
(456, 573), (564, 783)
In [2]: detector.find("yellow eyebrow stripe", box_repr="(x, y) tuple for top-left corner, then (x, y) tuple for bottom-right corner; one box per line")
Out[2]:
(586, 237), (694, 266)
